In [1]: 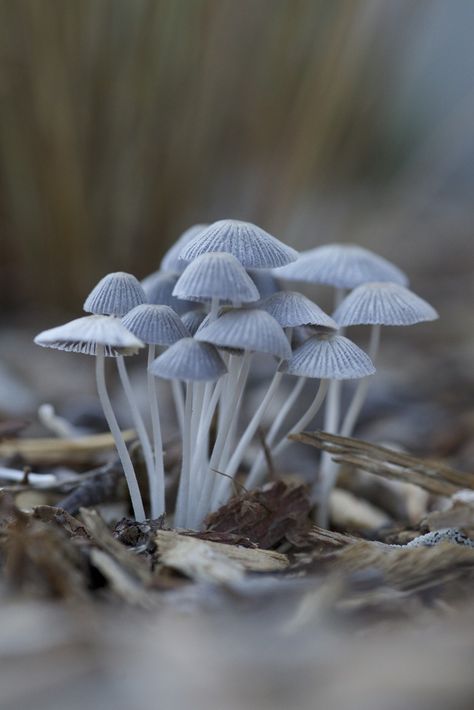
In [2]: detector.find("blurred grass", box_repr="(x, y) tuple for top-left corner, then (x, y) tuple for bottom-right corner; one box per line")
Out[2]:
(0, 0), (461, 311)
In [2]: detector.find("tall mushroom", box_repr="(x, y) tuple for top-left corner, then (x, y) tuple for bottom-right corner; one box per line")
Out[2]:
(34, 315), (146, 521)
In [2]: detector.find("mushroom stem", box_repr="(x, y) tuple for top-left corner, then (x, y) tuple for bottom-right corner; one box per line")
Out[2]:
(171, 379), (185, 434)
(340, 324), (381, 438)
(213, 369), (284, 508)
(196, 352), (251, 524)
(185, 381), (206, 524)
(95, 345), (145, 521)
(147, 345), (165, 517)
(245, 376), (306, 488)
(174, 381), (193, 527)
(116, 355), (156, 516)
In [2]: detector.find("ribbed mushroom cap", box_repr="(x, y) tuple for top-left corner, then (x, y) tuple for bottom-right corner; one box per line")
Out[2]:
(83, 272), (146, 317)
(248, 269), (280, 300)
(195, 308), (291, 359)
(261, 291), (337, 330)
(179, 219), (298, 269)
(149, 338), (227, 382)
(141, 271), (196, 314)
(34, 315), (144, 357)
(181, 310), (207, 336)
(160, 224), (208, 274)
(275, 244), (408, 290)
(333, 282), (439, 327)
(284, 333), (375, 380)
(121, 304), (190, 346)
(173, 252), (260, 304)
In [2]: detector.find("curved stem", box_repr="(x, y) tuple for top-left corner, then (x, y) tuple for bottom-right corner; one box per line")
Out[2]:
(147, 345), (165, 517)
(340, 324), (381, 438)
(95, 346), (145, 521)
(117, 355), (155, 515)
(212, 370), (284, 508)
(245, 376), (306, 488)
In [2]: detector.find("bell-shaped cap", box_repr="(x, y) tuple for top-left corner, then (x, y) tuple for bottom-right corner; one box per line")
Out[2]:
(179, 219), (298, 269)
(333, 282), (438, 327)
(195, 308), (291, 360)
(34, 315), (144, 357)
(149, 338), (227, 382)
(248, 268), (280, 300)
(83, 272), (146, 317)
(173, 252), (260, 304)
(261, 291), (337, 330)
(284, 333), (375, 380)
(160, 224), (208, 274)
(121, 304), (190, 346)
(275, 244), (408, 290)
(141, 271), (196, 314)
(181, 310), (207, 336)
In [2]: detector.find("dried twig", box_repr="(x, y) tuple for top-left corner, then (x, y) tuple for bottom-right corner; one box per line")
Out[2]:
(291, 431), (474, 496)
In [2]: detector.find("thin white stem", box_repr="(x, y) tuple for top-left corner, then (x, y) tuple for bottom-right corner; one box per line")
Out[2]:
(171, 379), (185, 435)
(174, 381), (193, 527)
(95, 346), (145, 521)
(185, 381), (206, 524)
(245, 376), (306, 488)
(340, 324), (381, 438)
(147, 345), (165, 517)
(245, 380), (329, 496)
(195, 352), (251, 525)
(117, 355), (155, 515)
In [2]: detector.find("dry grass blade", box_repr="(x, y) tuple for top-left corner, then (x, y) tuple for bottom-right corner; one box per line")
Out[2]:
(291, 431), (474, 496)
(155, 530), (288, 584)
(0, 430), (136, 465)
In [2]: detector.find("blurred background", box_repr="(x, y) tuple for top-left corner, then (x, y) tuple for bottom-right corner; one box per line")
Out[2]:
(0, 0), (473, 424)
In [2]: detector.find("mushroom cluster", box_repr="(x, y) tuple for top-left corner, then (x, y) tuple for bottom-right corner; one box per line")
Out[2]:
(35, 222), (437, 528)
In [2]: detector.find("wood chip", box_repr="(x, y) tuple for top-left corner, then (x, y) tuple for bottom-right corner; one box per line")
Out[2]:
(155, 530), (288, 584)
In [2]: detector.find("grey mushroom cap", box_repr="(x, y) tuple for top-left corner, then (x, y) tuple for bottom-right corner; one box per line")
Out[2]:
(34, 315), (144, 357)
(173, 252), (260, 304)
(179, 219), (298, 269)
(121, 304), (190, 346)
(181, 310), (207, 336)
(141, 271), (197, 315)
(261, 291), (338, 330)
(83, 272), (146, 317)
(333, 282), (439, 327)
(284, 333), (375, 380)
(248, 269), (281, 300)
(149, 338), (227, 382)
(195, 308), (292, 360)
(160, 224), (208, 274)
(275, 244), (408, 290)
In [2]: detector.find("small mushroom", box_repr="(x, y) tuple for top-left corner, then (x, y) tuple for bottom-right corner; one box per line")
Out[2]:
(179, 219), (299, 269)
(34, 315), (146, 521)
(83, 271), (146, 317)
(121, 304), (190, 517)
(141, 271), (196, 315)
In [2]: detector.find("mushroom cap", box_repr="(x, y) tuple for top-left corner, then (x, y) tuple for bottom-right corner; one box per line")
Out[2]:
(195, 308), (291, 359)
(83, 272), (146, 317)
(275, 244), (408, 290)
(261, 291), (337, 330)
(284, 333), (375, 380)
(173, 252), (260, 304)
(181, 310), (207, 336)
(149, 338), (227, 382)
(34, 315), (144, 357)
(160, 224), (208, 274)
(333, 282), (439, 327)
(179, 219), (298, 269)
(121, 304), (190, 346)
(141, 271), (196, 314)
(248, 268), (281, 300)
